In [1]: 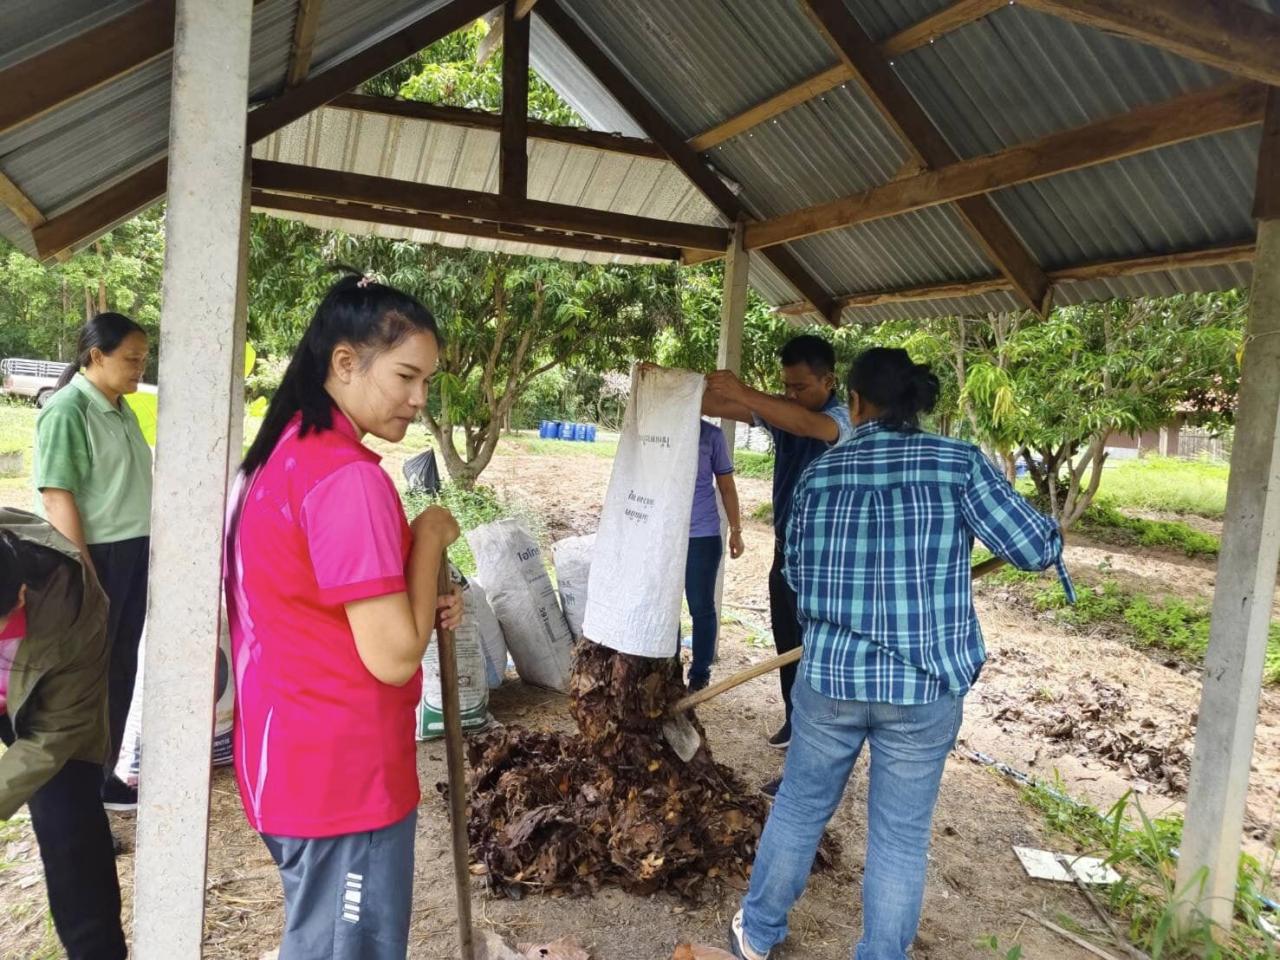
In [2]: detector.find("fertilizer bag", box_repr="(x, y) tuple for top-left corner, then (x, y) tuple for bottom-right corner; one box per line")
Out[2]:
(467, 518), (573, 691)
(418, 567), (492, 739)
(583, 365), (704, 658)
(552, 533), (595, 637)
(465, 575), (509, 688)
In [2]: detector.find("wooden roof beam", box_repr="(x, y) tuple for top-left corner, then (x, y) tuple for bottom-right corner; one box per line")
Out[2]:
(1019, 0), (1280, 88)
(286, 0), (325, 87)
(500, 0), (530, 199)
(329, 95), (667, 160)
(30, 0), (498, 261)
(803, 0), (1051, 313)
(536, 0), (839, 324)
(514, 0), (541, 18)
(773, 242), (1258, 316)
(0, 171), (47, 231)
(250, 190), (681, 260)
(250, 159), (729, 251)
(0, 0), (176, 137)
(746, 80), (1266, 250)
(688, 0), (1006, 153)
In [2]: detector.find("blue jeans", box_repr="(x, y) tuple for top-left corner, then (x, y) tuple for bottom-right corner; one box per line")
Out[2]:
(742, 678), (964, 960)
(685, 535), (723, 686)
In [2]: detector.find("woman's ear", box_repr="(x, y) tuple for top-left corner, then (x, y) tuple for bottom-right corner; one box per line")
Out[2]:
(87, 347), (105, 368)
(330, 342), (358, 384)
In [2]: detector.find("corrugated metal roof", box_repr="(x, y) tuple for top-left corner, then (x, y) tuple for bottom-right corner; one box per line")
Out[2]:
(542, 0), (1265, 316)
(253, 104), (717, 264)
(0, 0), (1271, 320)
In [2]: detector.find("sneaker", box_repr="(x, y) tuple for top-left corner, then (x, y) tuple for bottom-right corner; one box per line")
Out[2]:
(767, 721), (791, 750)
(760, 776), (781, 800)
(102, 777), (138, 812)
(687, 674), (710, 693)
(729, 909), (770, 960)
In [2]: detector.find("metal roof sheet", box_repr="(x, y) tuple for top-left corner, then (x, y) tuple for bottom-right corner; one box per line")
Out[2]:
(0, 0), (1271, 320)
(253, 104), (717, 264)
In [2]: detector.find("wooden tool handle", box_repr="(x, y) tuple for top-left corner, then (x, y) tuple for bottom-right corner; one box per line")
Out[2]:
(435, 558), (474, 960)
(670, 554), (1009, 716)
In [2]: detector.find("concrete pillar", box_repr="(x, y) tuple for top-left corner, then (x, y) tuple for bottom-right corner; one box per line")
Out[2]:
(1175, 215), (1280, 931)
(713, 222), (749, 654)
(133, 1), (253, 956)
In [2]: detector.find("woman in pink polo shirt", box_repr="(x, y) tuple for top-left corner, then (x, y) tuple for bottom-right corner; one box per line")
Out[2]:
(224, 273), (461, 959)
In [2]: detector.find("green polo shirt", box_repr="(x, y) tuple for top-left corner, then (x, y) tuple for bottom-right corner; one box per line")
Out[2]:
(33, 374), (153, 545)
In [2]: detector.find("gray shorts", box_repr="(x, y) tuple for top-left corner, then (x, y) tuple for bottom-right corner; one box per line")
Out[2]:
(261, 809), (417, 960)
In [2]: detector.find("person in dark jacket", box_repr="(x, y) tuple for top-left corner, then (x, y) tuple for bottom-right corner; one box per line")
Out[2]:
(0, 507), (126, 960)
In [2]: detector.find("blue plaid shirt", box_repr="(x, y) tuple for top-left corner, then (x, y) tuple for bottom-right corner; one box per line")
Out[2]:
(785, 420), (1074, 704)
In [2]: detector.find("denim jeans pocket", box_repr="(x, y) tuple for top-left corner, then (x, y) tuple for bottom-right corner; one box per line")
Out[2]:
(793, 674), (839, 723)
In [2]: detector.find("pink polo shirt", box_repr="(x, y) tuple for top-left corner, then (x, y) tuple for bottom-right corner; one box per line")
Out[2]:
(0, 609), (24, 715)
(224, 412), (419, 838)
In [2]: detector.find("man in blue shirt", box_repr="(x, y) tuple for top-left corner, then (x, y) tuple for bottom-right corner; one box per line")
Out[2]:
(702, 336), (854, 769)
(728, 348), (1071, 960)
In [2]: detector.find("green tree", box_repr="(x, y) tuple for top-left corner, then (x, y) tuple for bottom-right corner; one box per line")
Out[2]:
(958, 295), (1244, 526)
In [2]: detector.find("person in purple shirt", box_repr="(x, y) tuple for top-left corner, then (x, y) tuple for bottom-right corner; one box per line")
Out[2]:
(685, 419), (744, 691)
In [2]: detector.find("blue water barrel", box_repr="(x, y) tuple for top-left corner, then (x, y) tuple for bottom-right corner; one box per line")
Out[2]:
(575, 423), (587, 441)
(557, 422), (572, 440)
(586, 425), (597, 442)
(538, 420), (550, 439)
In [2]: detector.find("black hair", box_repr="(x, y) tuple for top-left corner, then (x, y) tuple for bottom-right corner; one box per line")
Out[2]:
(847, 347), (940, 431)
(241, 272), (442, 474)
(55, 312), (147, 390)
(779, 334), (836, 377)
(0, 532), (66, 616)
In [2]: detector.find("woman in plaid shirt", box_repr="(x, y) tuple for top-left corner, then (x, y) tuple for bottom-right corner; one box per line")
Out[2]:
(730, 348), (1071, 960)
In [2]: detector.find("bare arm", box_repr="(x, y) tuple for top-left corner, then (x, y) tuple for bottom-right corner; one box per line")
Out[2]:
(737, 389), (841, 442)
(40, 488), (96, 580)
(700, 391), (756, 424)
(715, 472), (745, 559)
(345, 507), (461, 687)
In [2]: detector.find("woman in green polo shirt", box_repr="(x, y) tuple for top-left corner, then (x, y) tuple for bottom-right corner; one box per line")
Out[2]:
(33, 312), (152, 812)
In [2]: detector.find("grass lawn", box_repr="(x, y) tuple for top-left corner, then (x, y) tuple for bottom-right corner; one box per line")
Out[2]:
(1096, 455), (1229, 519)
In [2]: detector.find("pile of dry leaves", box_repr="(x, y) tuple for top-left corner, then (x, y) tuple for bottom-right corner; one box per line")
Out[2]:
(451, 639), (788, 898)
(990, 676), (1192, 795)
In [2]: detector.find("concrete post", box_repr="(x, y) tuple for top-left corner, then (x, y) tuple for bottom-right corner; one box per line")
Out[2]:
(1175, 216), (1280, 931)
(713, 222), (749, 655)
(133, 2), (253, 956)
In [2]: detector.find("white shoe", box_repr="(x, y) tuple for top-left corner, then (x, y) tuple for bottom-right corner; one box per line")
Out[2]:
(730, 909), (770, 960)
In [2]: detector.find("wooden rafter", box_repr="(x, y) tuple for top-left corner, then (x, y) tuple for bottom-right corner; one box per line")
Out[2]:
(30, 0), (498, 261)
(251, 190), (680, 260)
(0, 171), (47, 230)
(514, 0), (541, 18)
(800, 0), (1031, 311)
(0, 0), (175, 137)
(329, 94), (667, 159)
(1255, 89), (1280, 222)
(746, 80), (1266, 250)
(286, 0), (325, 87)
(881, 0), (1007, 57)
(774, 242), (1258, 316)
(536, 0), (839, 323)
(1019, 0), (1280, 88)
(250, 159), (729, 251)
(501, 1), (530, 199)
(687, 0), (1006, 153)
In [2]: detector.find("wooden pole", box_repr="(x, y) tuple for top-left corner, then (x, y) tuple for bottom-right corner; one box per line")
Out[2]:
(436, 559), (475, 960)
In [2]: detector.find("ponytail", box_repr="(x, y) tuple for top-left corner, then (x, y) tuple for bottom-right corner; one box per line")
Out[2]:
(0, 531), (65, 614)
(55, 312), (147, 391)
(241, 271), (442, 474)
(847, 347), (940, 431)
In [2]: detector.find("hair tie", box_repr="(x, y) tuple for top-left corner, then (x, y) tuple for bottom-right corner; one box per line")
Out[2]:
(356, 275), (376, 288)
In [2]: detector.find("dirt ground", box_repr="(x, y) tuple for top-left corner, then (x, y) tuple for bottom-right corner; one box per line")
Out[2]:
(2, 440), (1277, 959)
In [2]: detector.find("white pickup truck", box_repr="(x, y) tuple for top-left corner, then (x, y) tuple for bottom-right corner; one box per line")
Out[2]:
(1, 358), (72, 407)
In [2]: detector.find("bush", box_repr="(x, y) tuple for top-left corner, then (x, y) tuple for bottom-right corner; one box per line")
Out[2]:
(401, 482), (544, 577)
(246, 354), (289, 400)
(1077, 500), (1220, 558)
(734, 450), (774, 479)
